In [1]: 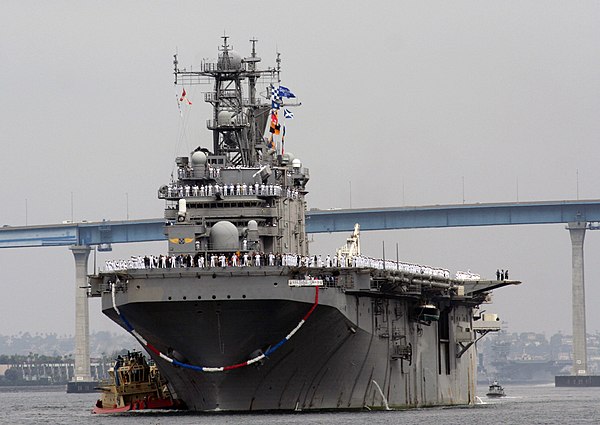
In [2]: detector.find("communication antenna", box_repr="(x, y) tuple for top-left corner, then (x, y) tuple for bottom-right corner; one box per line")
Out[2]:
(220, 32), (231, 51)
(276, 51), (281, 83)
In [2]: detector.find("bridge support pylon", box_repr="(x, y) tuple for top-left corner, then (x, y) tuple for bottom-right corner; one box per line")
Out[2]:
(66, 245), (97, 392)
(568, 221), (587, 376)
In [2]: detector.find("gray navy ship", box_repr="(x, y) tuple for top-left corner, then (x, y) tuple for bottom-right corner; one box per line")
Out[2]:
(89, 37), (519, 411)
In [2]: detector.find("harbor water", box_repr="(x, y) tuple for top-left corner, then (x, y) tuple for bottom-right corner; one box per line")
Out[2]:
(1, 384), (600, 424)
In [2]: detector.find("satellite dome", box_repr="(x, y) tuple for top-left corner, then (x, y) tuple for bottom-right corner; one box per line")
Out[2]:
(247, 220), (259, 244)
(281, 152), (295, 165)
(217, 111), (234, 126)
(218, 50), (243, 70)
(210, 221), (239, 251)
(191, 151), (207, 165)
(291, 158), (302, 169)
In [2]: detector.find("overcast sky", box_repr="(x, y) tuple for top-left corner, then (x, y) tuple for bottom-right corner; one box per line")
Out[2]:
(1, 1), (600, 339)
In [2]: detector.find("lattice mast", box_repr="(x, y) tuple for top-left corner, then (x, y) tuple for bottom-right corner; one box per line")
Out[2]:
(173, 36), (278, 167)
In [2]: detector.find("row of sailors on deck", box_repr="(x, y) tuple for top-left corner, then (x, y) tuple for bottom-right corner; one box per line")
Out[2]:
(104, 253), (461, 280)
(178, 165), (220, 180)
(166, 182), (299, 199)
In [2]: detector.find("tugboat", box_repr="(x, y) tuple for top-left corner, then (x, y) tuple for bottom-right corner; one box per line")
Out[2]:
(486, 380), (506, 398)
(92, 351), (182, 413)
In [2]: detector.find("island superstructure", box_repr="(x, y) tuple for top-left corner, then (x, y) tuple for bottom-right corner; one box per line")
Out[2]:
(89, 36), (519, 411)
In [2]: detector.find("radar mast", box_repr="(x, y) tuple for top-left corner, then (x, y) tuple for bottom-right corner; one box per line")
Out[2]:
(173, 37), (279, 167)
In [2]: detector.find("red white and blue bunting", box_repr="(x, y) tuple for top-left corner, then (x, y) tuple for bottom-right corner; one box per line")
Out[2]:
(111, 282), (319, 372)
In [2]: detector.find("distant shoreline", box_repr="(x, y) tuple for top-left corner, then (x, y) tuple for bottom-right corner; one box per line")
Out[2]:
(0, 384), (67, 392)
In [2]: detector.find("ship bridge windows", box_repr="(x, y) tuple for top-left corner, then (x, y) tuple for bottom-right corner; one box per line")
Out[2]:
(183, 200), (265, 209)
(208, 157), (226, 166)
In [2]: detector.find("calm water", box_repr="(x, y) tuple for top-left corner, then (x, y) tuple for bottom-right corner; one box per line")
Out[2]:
(1, 384), (599, 424)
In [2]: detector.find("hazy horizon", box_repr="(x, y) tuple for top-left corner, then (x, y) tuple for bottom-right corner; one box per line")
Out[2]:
(2, 1), (600, 337)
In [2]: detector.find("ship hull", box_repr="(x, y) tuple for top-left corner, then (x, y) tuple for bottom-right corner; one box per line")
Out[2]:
(99, 268), (477, 411)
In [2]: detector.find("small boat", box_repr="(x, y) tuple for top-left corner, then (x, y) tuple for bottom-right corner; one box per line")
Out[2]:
(486, 380), (506, 397)
(92, 351), (183, 414)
